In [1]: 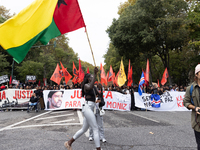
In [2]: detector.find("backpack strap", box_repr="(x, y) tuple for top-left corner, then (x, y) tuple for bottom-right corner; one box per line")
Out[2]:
(190, 84), (194, 105)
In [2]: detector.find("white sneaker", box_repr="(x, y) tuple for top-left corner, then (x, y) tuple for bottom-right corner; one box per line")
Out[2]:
(102, 138), (106, 143)
(89, 137), (93, 141)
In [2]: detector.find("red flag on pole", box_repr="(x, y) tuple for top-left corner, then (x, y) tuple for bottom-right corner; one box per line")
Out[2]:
(127, 60), (133, 87)
(38, 80), (41, 86)
(43, 78), (47, 86)
(100, 63), (107, 86)
(79, 59), (85, 82)
(157, 79), (160, 87)
(143, 59), (149, 86)
(50, 63), (62, 85)
(107, 71), (109, 81)
(60, 62), (72, 84)
(9, 75), (12, 85)
(114, 71), (119, 86)
(161, 68), (169, 85)
(108, 65), (114, 82)
(87, 67), (90, 74)
(73, 62), (79, 77)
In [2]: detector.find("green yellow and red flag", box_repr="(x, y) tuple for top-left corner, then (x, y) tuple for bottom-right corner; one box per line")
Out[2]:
(0, 0), (86, 63)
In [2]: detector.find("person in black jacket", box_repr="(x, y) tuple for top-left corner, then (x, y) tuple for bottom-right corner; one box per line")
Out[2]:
(27, 93), (39, 112)
(89, 83), (106, 142)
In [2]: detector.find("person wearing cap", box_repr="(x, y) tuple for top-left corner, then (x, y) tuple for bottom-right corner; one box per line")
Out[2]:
(47, 91), (64, 109)
(183, 64), (200, 150)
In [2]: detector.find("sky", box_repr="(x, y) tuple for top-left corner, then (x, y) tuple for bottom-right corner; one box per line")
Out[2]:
(0, 0), (127, 66)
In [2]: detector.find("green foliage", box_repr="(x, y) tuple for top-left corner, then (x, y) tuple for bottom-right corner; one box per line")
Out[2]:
(16, 61), (44, 82)
(106, 0), (189, 85)
(0, 52), (9, 76)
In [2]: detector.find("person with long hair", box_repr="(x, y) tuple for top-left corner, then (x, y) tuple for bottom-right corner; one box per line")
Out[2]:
(64, 67), (103, 150)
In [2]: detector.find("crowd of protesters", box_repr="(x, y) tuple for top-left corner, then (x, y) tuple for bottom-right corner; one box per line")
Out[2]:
(0, 80), (187, 94)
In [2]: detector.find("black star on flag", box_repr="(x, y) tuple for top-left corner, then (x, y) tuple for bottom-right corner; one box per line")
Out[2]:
(58, 0), (67, 8)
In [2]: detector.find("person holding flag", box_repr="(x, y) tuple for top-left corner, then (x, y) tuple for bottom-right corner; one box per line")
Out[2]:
(64, 67), (103, 150)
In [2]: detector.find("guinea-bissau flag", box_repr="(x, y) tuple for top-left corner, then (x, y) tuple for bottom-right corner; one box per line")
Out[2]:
(0, 0), (86, 63)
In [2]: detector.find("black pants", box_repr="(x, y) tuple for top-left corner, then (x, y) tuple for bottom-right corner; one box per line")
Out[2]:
(194, 130), (200, 150)
(131, 94), (135, 111)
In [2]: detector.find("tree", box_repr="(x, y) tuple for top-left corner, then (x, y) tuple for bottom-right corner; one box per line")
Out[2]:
(0, 52), (9, 76)
(107, 0), (189, 85)
(118, 0), (137, 15)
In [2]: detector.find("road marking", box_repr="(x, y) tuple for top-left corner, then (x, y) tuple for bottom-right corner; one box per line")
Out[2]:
(77, 110), (83, 124)
(0, 111), (52, 132)
(129, 112), (160, 123)
(51, 119), (75, 124)
(34, 113), (74, 121)
(7, 123), (82, 130)
(77, 110), (89, 137)
(50, 111), (70, 114)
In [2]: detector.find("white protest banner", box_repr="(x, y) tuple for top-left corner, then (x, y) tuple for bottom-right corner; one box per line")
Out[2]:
(43, 89), (85, 110)
(134, 91), (189, 111)
(0, 89), (35, 107)
(43, 90), (131, 111)
(0, 75), (9, 84)
(102, 91), (131, 111)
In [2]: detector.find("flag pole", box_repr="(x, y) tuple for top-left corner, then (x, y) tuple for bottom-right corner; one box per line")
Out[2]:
(85, 28), (100, 82)
(85, 28), (96, 67)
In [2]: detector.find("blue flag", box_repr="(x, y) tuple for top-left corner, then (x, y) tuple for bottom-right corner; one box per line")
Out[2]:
(151, 94), (161, 108)
(138, 72), (145, 96)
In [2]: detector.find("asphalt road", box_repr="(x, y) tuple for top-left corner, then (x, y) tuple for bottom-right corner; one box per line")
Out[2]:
(0, 109), (197, 150)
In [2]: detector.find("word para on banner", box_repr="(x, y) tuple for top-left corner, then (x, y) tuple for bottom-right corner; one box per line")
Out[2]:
(13, 90), (33, 99)
(65, 100), (81, 108)
(176, 95), (185, 107)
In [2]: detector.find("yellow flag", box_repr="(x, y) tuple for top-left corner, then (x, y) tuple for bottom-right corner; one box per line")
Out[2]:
(117, 59), (127, 87)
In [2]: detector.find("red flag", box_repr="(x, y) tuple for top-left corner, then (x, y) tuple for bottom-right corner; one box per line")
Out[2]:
(100, 63), (107, 86)
(60, 62), (72, 84)
(127, 60), (133, 87)
(106, 71), (109, 81)
(161, 68), (169, 85)
(108, 65), (114, 82)
(157, 79), (160, 87)
(50, 63), (62, 85)
(9, 75), (12, 85)
(79, 59), (85, 82)
(38, 80), (41, 86)
(146, 59), (150, 83)
(87, 67), (90, 74)
(72, 76), (78, 84)
(73, 61), (79, 76)
(43, 78), (47, 86)
(54, 0), (86, 34)
(114, 71), (119, 86)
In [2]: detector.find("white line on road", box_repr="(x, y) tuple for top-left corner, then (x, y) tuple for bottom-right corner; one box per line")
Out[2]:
(77, 110), (89, 137)
(50, 111), (70, 114)
(34, 113), (74, 121)
(51, 119), (75, 124)
(5, 123), (82, 130)
(77, 110), (83, 124)
(0, 111), (52, 132)
(128, 112), (160, 123)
